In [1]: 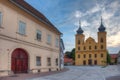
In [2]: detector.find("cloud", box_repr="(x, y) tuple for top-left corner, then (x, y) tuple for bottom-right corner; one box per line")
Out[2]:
(75, 10), (82, 18)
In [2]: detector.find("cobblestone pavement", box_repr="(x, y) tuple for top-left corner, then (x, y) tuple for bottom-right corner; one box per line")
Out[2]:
(0, 68), (68, 80)
(106, 65), (120, 80)
(29, 65), (120, 80)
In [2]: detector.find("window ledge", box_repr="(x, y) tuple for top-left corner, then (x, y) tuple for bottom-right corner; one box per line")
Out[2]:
(16, 32), (27, 37)
(35, 39), (42, 42)
(46, 42), (51, 45)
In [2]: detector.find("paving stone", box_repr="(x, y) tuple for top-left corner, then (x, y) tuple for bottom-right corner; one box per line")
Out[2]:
(29, 65), (120, 80)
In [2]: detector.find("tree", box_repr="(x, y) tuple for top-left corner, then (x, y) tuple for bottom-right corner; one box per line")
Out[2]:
(107, 51), (111, 64)
(65, 48), (75, 60)
(70, 48), (75, 60)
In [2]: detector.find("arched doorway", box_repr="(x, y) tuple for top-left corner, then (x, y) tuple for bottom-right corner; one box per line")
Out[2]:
(11, 48), (28, 73)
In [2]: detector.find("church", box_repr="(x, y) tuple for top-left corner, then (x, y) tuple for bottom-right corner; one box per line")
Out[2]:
(75, 18), (107, 66)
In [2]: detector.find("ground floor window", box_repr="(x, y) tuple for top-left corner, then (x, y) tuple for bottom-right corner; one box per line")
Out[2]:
(94, 60), (97, 65)
(83, 60), (86, 65)
(47, 57), (51, 66)
(56, 58), (58, 66)
(36, 56), (41, 66)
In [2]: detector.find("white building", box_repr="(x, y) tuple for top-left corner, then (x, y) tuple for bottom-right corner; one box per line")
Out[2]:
(0, 0), (62, 76)
(60, 39), (65, 69)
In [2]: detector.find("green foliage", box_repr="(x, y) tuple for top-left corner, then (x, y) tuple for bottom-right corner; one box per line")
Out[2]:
(65, 48), (75, 60)
(107, 51), (111, 64)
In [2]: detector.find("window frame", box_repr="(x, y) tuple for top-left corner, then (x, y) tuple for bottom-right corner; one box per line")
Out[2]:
(55, 38), (59, 47)
(101, 53), (103, 57)
(47, 34), (52, 45)
(36, 29), (42, 41)
(55, 58), (58, 66)
(78, 40), (80, 44)
(47, 57), (51, 66)
(36, 56), (41, 66)
(78, 47), (80, 50)
(18, 20), (26, 35)
(78, 54), (80, 58)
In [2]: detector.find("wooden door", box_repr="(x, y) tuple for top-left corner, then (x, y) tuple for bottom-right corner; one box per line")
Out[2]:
(11, 48), (28, 73)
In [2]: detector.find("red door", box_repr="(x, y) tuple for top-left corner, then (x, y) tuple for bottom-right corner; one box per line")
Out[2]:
(11, 48), (28, 73)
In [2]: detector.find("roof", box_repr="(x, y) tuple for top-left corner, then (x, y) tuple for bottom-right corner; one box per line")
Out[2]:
(64, 57), (74, 63)
(76, 20), (84, 34)
(98, 17), (106, 32)
(9, 0), (62, 35)
(110, 54), (118, 59)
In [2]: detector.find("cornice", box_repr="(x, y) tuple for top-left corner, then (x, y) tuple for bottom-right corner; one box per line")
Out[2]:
(0, 34), (59, 52)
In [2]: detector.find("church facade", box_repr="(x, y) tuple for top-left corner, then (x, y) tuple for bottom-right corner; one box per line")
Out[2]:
(75, 19), (107, 66)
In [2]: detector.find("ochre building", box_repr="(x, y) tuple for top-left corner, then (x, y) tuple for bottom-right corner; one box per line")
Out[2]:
(75, 19), (107, 66)
(0, 0), (62, 76)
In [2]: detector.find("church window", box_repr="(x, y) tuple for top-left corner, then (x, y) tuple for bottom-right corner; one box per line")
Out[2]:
(78, 40), (80, 44)
(89, 54), (91, 58)
(89, 46), (91, 50)
(78, 47), (80, 50)
(84, 46), (86, 50)
(83, 60), (86, 65)
(95, 46), (97, 49)
(84, 54), (86, 58)
(101, 54), (103, 57)
(101, 38), (103, 43)
(101, 45), (103, 49)
(78, 54), (80, 58)
(94, 60), (97, 65)
(94, 54), (97, 58)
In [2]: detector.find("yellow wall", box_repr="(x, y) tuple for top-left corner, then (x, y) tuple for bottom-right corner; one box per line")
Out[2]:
(75, 31), (107, 66)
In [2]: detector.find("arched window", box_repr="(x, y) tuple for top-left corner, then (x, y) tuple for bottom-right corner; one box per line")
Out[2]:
(101, 53), (103, 57)
(89, 54), (91, 58)
(78, 54), (80, 58)
(89, 46), (91, 50)
(84, 46), (86, 50)
(78, 40), (80, 44)
(101, 38), (103, 43)
(83, 54), (86, 58)
(94, 54), (97, 58)
(78, 47), (80, 50)
(95, 46), (97, 49)
(101, 45), (103, 49)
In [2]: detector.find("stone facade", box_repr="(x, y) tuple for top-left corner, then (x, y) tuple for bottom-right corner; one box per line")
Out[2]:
(75, 19), (107, 66)
(0, 0), (61, 76)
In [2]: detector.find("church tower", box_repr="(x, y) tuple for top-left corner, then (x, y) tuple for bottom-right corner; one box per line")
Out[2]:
(97, 17), (107, 65)
(75, 21), (85, 65)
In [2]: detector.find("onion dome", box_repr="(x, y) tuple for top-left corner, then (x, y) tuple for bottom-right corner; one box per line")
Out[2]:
(77, 20), (84, 34)
(98, 17), (106, 32)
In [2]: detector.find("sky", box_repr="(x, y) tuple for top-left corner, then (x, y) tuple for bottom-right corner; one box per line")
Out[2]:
(25, 0), (120, 53)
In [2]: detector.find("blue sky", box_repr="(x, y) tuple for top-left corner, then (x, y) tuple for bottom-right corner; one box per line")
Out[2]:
(25, 0), (120, 53)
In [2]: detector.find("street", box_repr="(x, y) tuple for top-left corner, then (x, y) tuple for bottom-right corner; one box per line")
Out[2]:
(28, 65), (120, 80)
